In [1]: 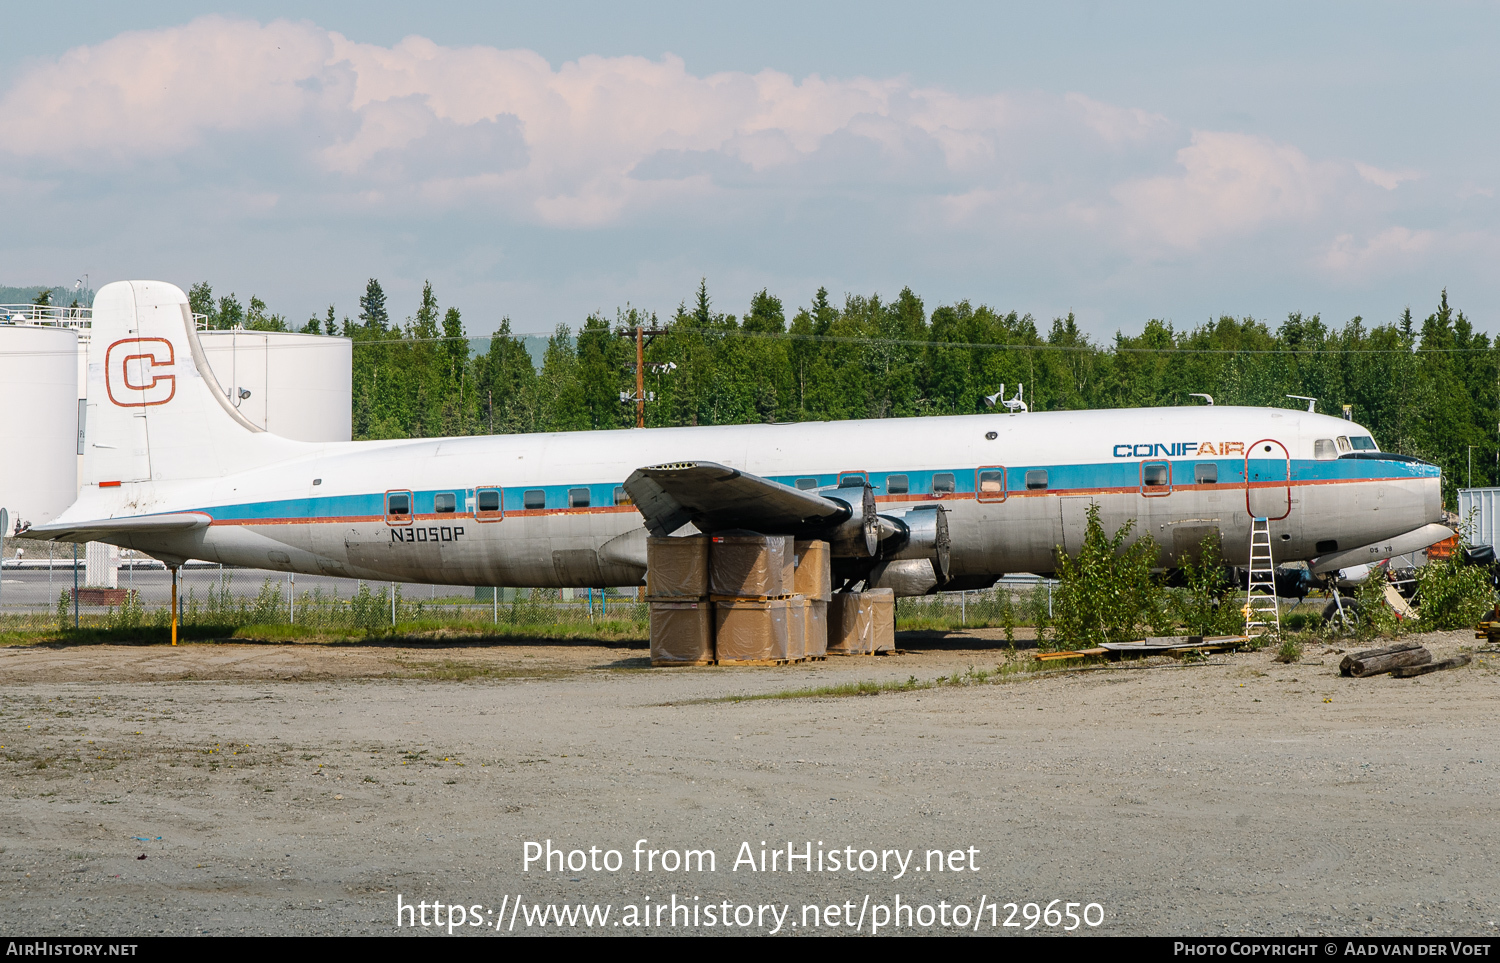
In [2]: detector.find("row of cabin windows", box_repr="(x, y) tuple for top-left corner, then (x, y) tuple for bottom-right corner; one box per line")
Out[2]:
(387, 486), (633, 516)
(794, 463), (1219, 496)
(389, 459), (1252, 516)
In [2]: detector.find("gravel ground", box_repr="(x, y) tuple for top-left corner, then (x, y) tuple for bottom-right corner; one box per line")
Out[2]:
(0, 630), (1496, 937)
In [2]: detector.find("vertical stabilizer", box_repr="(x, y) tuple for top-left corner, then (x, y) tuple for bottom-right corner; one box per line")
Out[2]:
(81, 281), (308, 487)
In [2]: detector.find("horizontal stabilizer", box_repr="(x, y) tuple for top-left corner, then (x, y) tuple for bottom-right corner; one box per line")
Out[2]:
(1310, 523), (1453, 575)
(18, 512), (213, 545)
(623, 461), (850, 538)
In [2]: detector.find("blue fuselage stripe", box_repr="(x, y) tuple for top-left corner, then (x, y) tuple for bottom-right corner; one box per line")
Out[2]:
(195, 456), (1437, 524)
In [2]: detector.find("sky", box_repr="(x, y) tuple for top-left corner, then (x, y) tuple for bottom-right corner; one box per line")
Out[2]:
(0, 2), (1495, 339)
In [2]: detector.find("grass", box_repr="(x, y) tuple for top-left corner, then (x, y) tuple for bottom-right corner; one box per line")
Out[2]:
(0, 616), (649, 648)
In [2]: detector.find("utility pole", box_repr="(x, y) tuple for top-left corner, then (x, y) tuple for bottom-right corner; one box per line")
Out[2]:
(616, 317), (671, 428)
(634, 324), (645, 429)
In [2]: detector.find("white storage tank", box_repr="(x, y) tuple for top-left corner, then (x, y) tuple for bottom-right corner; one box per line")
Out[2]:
(0, 324), (81, 528)
(1457, 488), (1500, 549)
(198, 330), (352, 442)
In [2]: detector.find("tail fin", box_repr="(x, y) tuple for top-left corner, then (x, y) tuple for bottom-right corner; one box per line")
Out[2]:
(82, 280), (308, 487)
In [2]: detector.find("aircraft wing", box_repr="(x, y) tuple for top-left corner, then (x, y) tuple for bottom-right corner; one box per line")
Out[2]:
(17, 512), (213, 544)
(623, 461), (850, 537)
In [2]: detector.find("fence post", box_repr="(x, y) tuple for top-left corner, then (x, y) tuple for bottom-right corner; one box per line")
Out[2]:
(73, 543), (79, 628)
(390, 583), (396, 626)
(960, 590), (966, 627)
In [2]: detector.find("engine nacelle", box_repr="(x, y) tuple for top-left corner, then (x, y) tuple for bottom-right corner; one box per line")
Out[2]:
(821, 484), (879, 557)
(878, 506), (952, 581)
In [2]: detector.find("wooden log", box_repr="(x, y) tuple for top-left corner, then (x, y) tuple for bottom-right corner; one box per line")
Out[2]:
(1339, 641), (1423, 676)
(1391, 654), (1472, 678)
(1349, 647), (1433, 678)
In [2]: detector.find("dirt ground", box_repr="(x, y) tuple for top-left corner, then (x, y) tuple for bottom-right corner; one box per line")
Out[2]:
(0, 630), (1496, 937)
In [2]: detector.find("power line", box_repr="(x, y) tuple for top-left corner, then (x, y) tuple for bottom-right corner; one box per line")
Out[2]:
(341, 327), (1493, 356)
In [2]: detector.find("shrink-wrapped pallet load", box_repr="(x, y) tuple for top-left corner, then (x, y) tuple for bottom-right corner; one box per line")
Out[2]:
(793, 539), (833, 601)
(709, 533), (791, 598)
(827, 591), (874, 655)
(865, 588), (896, 654)
(646, 535), (710, 600)
(649, 601), (715, 666)
(806, 599), (828, 658)
(786, 595), (807, 661)
(714, 598), (791, 663)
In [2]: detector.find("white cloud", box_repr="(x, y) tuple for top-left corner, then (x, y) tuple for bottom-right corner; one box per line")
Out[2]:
(1322, 226), (1437, 274)
(0, 15), (1484, 340)
(1355, 162), (1422, 191)
(1111, 132), (1335, 249)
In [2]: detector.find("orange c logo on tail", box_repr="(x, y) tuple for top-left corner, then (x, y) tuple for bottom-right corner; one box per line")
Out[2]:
(105, 338), (176, 407)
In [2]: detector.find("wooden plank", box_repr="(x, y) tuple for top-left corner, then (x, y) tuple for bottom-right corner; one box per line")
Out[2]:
(1339, 642), (1423, 675)
(1391, 654), (1472, 678)
(1035, 648), (1110, 661)
(1346, 647), (1432, 678)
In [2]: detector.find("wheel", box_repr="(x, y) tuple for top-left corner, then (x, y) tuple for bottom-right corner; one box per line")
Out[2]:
(1321, 598), (1362, 627)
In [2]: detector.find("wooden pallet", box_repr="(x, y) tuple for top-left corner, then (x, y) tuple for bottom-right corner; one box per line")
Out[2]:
(717, 658), (795, 667)
(650, 659), (715, 668)
(709, 594), (795, 603)
(1101, 636), (1247, 656)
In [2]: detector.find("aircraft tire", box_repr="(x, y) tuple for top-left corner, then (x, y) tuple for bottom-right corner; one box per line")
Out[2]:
(1321, 598), (1363, 627)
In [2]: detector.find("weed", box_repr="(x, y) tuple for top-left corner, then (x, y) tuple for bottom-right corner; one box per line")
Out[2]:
(1050, 503), (1161, 651)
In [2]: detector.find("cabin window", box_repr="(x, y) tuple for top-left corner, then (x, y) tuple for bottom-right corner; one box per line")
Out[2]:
(1142, 462), (1170, 488)
(614, 486), (632, 506)
(795, 478), (818, 490)
(524, 489), (546, 510)
(477, 489), (501, 513)
(387, 492), (411, 516)
(838, 472), (868, 488)
(1195, 463), (1218, 485)
(1025, 470), (1048, 491)
(1335, 436), (1352, 453)
(978, 470), (1003, 493)
(434, 492), (456, 513)
(569, 488), (590, 508)
(1349, 435), (1378, 451)
(1314, 439), (1338, 460)
(933, 473), (956, 494)
(886, 474), (909, 495)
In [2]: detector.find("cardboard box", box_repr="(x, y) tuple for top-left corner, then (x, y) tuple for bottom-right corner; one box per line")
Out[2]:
(649, 601), (715, 666)
(793, 539), (833, 601)
(827, 591), (873, 655)
(709, 533), (790, 598)
(646, 535), (710, 599)
(865, 587), (896, 653)
(786, 595), (807, 661)
(806, 600), (828, 658)
(714, 598), (791, 662)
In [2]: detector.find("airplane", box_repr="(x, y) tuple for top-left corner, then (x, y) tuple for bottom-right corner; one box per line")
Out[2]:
(21, 280), (1451, 618)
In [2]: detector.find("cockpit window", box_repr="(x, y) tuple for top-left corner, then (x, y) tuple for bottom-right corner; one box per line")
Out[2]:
(1314, 439), (1338, 460)
(1335, 436), (1352, 453)
(1348, 435), (1378, 451)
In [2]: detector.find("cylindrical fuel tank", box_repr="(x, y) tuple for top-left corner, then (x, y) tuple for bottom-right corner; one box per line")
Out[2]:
(0, 324), (81, 527)
(198, 330), (352, 442)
